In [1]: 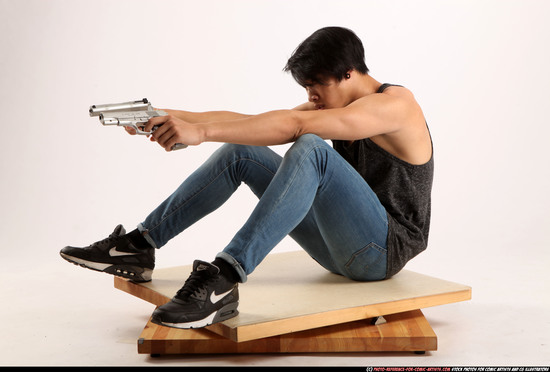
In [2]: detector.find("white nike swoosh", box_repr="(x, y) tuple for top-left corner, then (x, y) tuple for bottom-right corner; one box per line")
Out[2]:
(109, 247), (140, 257)
(210, 288), (233, 304)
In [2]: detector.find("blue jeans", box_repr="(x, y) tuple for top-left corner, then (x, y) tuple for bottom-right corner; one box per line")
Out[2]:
(138, 134), (388, 283)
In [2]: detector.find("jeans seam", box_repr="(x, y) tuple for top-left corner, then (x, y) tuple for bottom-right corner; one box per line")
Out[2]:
(344, 242), (387, 279)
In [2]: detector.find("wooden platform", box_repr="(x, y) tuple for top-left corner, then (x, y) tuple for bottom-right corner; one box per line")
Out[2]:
(115, 250), (471, 343)
(137, 309), (437, 355)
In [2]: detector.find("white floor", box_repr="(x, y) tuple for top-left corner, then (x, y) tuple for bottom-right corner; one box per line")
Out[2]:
(1, 242), (548, 367)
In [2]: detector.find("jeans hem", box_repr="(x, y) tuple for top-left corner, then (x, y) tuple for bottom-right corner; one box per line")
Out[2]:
(137, 223), (158, 249)
(216, 251), (248, 283)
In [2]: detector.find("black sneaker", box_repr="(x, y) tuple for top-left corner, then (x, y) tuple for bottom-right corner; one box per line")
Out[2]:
(60, 225), (155, 282)
(151, 260), (239, 328)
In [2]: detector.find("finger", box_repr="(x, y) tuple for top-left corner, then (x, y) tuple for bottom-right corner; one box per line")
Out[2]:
(156, 124), (182, 151)
(124, 126), (137, 135)
(150, 120), (171, 143)
(144, 115), (169, 133)
(156, 130), (175, 151)
(165, 137), (178, 152)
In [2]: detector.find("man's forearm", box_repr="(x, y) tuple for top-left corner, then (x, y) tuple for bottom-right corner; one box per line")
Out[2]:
(170, 110), (252, 124)
(146, 109), (306, 150)
(200, 110), (300, 146)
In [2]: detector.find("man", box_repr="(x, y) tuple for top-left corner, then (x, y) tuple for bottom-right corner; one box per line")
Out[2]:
(60, 27), (433, 329)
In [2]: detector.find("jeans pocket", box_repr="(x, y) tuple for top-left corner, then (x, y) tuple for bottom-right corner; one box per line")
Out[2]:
(344, 242), (387, 281)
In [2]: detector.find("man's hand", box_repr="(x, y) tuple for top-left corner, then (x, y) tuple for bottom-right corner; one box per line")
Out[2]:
(124, 126), (137, 135)
(144, 115), (202, 151)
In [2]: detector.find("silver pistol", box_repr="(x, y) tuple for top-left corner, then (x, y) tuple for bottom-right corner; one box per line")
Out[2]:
(89, 98), (187, 150)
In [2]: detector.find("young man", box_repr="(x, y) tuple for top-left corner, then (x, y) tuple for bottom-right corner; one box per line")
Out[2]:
(60, 27), (433, 329)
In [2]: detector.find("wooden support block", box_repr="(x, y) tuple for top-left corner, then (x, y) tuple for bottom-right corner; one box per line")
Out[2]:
(137, 309), (437, 355)
(115, 250), (471, 342)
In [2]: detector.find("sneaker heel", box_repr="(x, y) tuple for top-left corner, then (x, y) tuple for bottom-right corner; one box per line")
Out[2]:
(213, 302), (239, 323)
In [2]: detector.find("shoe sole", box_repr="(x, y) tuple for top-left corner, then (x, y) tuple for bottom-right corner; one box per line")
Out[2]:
(151, 302), (239, 329)
(60, 252), (152, 282)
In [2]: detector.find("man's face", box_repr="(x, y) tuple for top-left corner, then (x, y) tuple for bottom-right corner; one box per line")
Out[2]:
(304, 76), (348, 110)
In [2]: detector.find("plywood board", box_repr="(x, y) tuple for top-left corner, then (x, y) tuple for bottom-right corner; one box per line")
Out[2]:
(115, 250), (471, 342)
(137, 309), (437, 355)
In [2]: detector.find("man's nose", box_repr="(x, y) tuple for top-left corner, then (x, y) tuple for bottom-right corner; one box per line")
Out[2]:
(307, 88), (319, 102)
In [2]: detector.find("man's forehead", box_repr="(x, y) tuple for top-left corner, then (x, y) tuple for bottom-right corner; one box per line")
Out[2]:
(302, 75), (331, 87)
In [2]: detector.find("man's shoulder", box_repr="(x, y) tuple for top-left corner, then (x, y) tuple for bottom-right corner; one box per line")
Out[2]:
(374, 85), (423, 118)
(379, 84), (416, 100)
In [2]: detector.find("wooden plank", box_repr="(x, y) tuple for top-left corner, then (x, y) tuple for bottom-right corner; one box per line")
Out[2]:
(137, 309), (437, 355)
(115, 250), (471, 342)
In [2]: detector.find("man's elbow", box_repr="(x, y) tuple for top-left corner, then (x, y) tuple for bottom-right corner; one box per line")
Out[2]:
(281, 110), (304, 142)
(289, 110), (317, 141)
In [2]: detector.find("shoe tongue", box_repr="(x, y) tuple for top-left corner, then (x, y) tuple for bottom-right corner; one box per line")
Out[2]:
(193, 260), (219, 275)
(113, 224), (126, 236)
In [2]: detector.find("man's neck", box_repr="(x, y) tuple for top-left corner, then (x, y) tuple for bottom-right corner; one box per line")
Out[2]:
(356, 74), (382, 97)
(342, 73), (382, 106)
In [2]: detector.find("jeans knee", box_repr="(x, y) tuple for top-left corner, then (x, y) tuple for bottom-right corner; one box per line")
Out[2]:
(214, 143), (250, 160)
(209, 144), (261, 170)
(288, 134), (329, 157)
(295, 133), (326, 147)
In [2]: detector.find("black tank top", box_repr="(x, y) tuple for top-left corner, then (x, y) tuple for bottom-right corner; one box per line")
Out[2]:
(332, 83), (434, 278)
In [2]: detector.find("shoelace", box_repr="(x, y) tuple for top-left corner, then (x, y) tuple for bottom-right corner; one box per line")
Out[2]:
(175, 270), (211, 300)
(90, 231), (121, 249)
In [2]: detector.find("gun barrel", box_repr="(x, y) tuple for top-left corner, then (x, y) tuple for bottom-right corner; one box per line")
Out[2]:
(90, 98), (150, 117)
(99, 115), (120, 126)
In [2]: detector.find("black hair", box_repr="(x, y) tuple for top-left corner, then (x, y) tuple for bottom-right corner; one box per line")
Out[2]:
(284, 27), (369, 86)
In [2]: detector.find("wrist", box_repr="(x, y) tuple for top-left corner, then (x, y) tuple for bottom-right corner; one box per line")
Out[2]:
(196, 123), (209, 145)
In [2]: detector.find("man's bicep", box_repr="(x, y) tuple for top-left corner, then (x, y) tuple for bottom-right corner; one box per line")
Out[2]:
(341, 95), (411, 136)
(298, 97), (406, 140)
